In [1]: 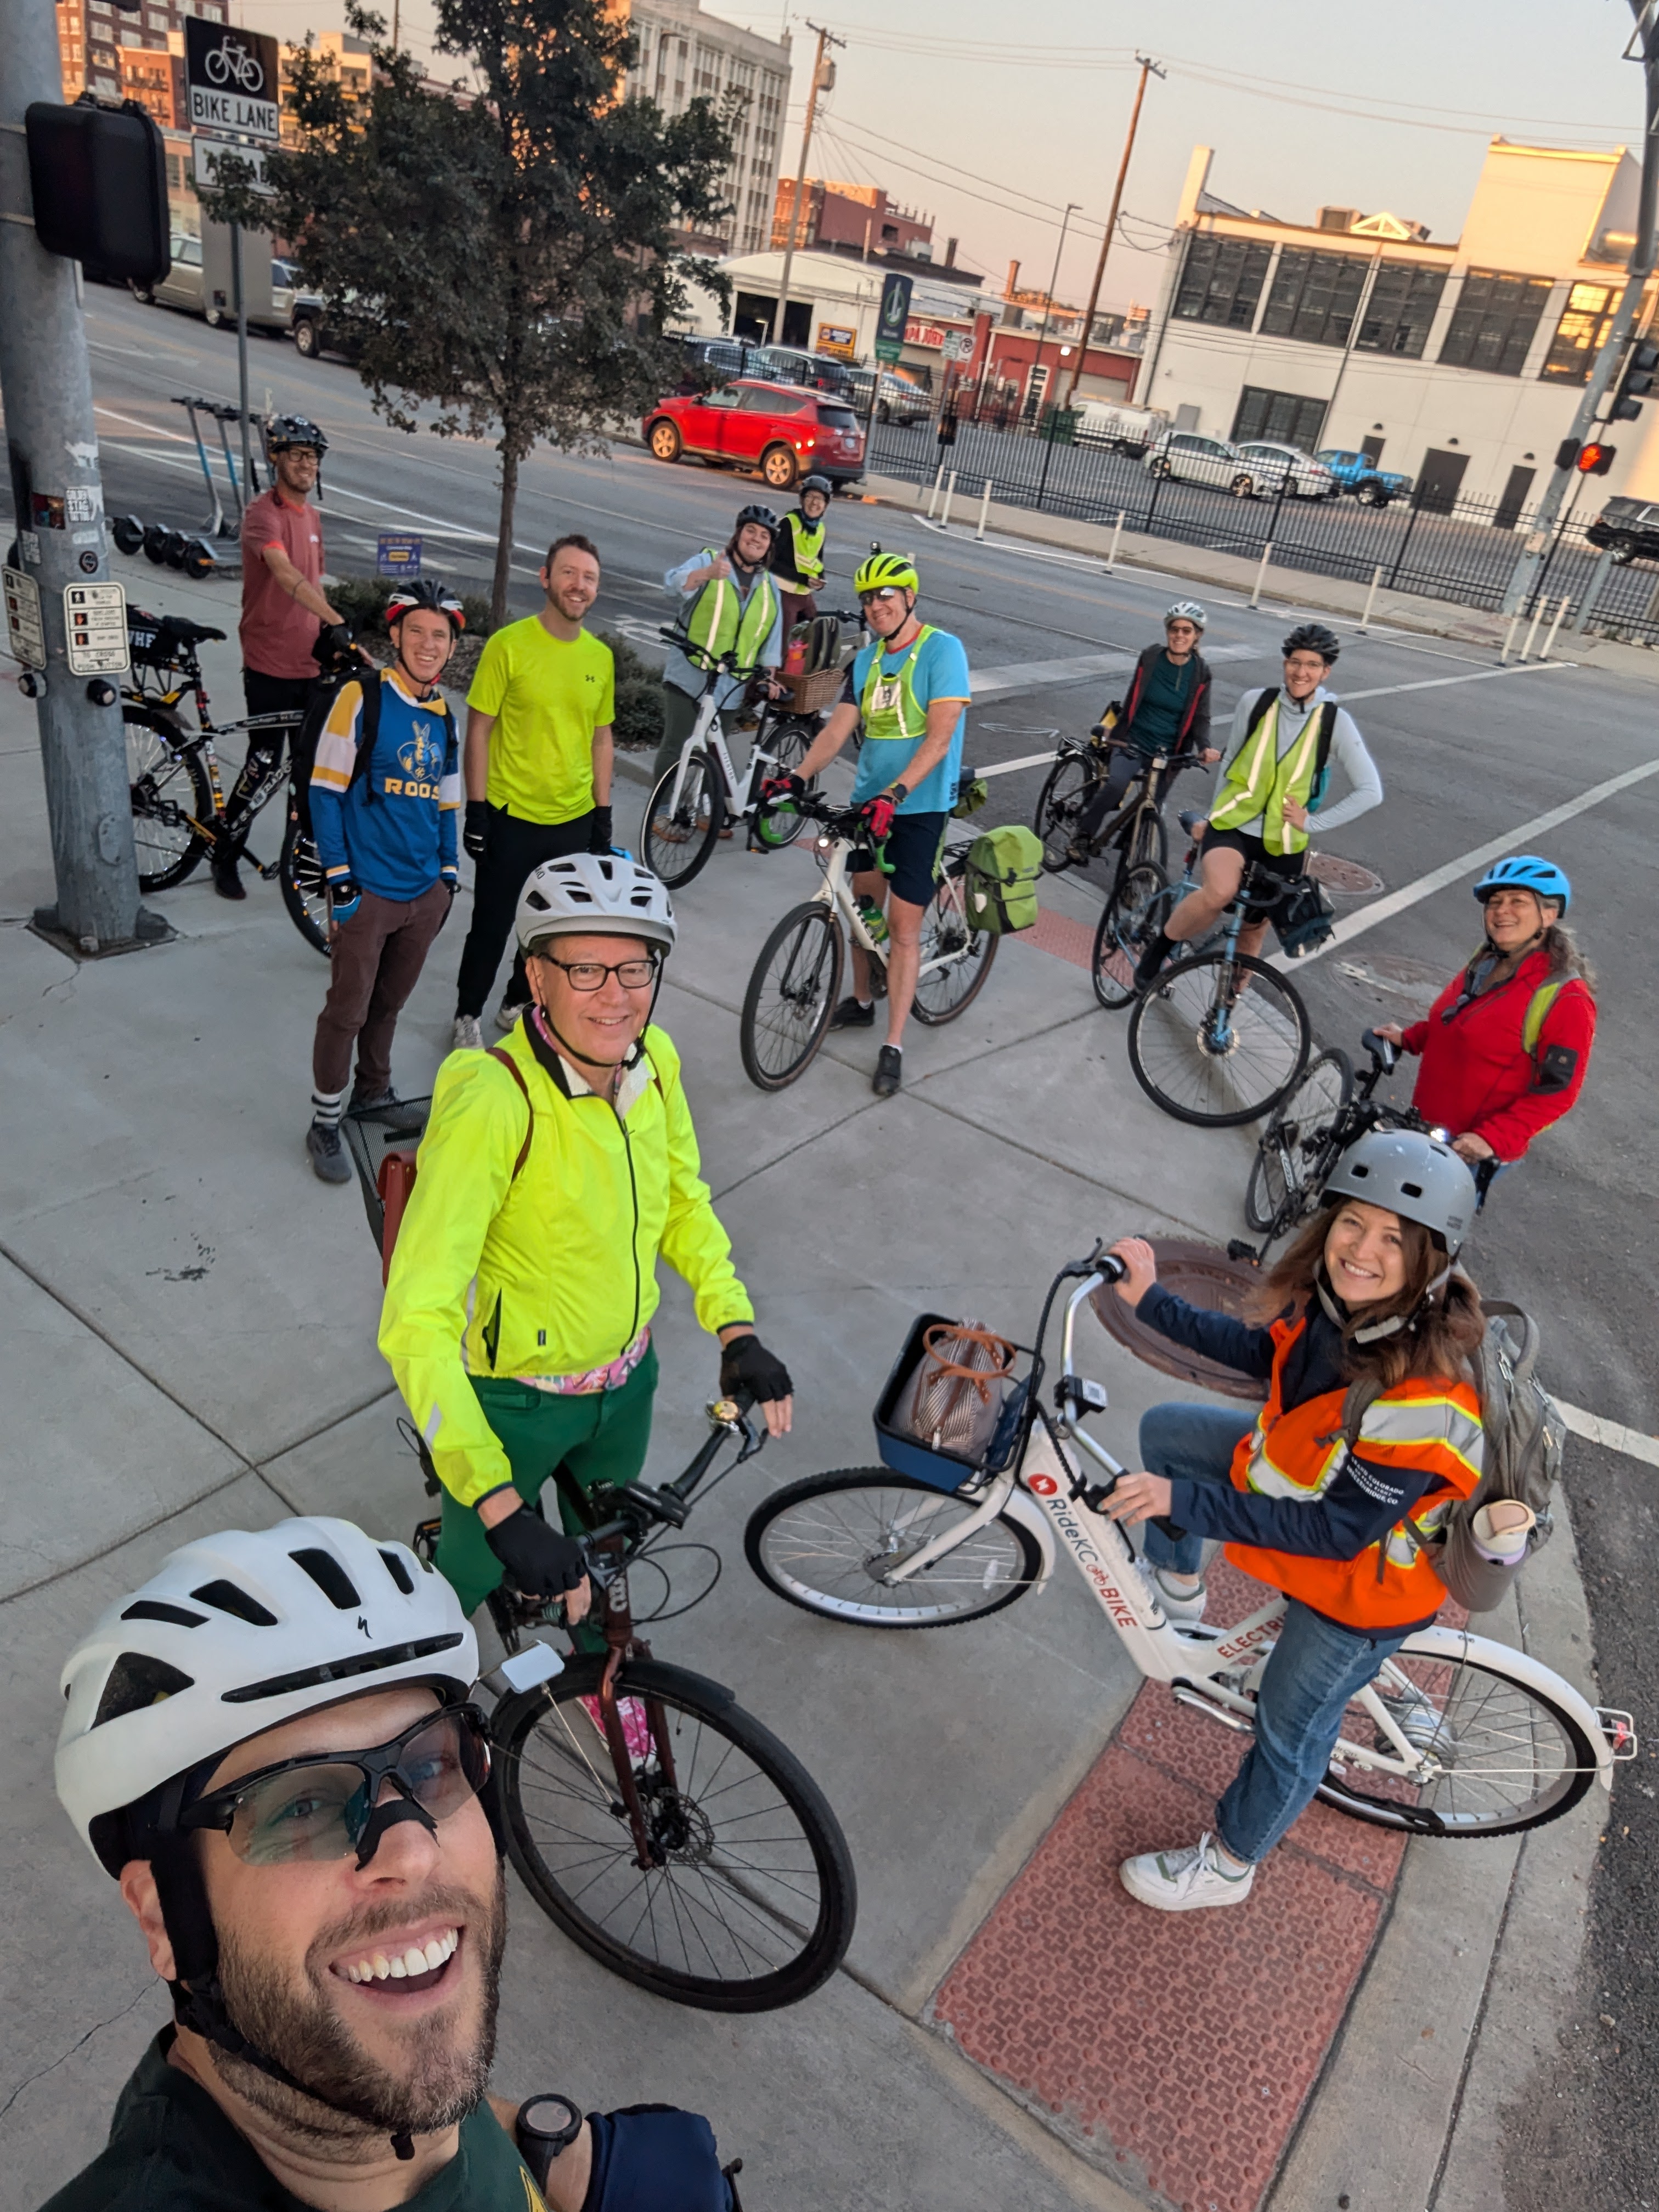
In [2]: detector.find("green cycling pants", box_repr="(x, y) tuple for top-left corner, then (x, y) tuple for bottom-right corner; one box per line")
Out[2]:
(436, 1347), (658, 1642)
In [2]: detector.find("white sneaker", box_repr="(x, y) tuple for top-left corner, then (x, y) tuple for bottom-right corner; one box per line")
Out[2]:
(451, 1014), (484, 1051)
(1147, 1566), (1208, 1627)
(494, 997), (531, 1034)
(1119, 1831), (1255, 1912)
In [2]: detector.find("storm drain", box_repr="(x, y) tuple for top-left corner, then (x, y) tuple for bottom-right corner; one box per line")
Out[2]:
(1090, 1240), (1267, 1403)
(1308, 852), (1385, 896)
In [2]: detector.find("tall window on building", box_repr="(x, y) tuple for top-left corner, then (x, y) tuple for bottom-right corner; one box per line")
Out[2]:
(1231, 386), (1328, 449)
(1539, 281), (1617, 382)
(1356, 261), (1447, 356)
(1437, 269), (1554, 375)
(1173, 235), (1273, 329)
(1260, 249), (1368, 346)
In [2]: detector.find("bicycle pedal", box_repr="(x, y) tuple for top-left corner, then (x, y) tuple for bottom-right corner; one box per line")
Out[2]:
(1226, 1239), (1262, 1267)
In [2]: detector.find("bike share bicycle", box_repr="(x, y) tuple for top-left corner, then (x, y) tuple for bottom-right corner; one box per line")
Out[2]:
(744, 1245), (1636, 1839)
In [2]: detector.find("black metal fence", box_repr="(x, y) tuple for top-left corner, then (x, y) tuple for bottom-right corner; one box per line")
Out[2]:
(867, 413), (1659, 649)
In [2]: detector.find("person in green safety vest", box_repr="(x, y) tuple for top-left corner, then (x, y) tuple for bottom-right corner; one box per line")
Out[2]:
(771, 472), (832, 636)
(653, 505), (786, 791)
(1135, 622), (1383, 988)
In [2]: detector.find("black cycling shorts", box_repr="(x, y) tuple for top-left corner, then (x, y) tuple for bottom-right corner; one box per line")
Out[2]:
(871, 810), (948, 907)
(1199, 826), (1305, 922)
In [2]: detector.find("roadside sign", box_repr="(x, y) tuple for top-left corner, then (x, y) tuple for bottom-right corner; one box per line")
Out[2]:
(941, 329), (973, 363)
(63, 582), (129, 676)
(874, 273), (913, 366)
(3, 566), (47, 670)
(194, 138), (274, 194)
(377, 534), (422, 579)
(184, 20), (281, 142)
(816, 322), (857, 359)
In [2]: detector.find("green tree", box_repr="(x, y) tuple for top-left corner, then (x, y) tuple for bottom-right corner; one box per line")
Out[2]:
(206, 0), (733, 622)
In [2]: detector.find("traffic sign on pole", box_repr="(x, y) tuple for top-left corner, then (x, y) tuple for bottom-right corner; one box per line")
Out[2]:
(874, 273), (912, 365)
(193, 137), (273, 194)
(184, 21), (281, 142)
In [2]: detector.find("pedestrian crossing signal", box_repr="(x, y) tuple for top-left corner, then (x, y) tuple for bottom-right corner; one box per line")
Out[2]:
(1575, 442), (1616, 475)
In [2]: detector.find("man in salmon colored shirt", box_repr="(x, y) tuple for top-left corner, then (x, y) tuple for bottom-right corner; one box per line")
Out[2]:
(221, 416), (348, 899)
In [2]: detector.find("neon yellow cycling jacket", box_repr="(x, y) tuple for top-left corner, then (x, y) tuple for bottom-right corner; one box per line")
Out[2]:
(379, 1020), (754, 1508)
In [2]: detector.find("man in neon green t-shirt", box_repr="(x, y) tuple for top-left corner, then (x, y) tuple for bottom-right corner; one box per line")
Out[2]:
(452, 534), (616, 1048)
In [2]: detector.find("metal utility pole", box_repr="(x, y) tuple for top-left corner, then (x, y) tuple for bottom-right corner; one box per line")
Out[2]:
(774, 21), (843, 346)
(1503, 0), (1659, 613)
(0, 0), (156, 953)
(1028, 202), (1080, 417)
(1062, 54), (1163, 410)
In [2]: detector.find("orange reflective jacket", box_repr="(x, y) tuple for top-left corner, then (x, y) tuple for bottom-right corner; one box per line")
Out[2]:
(1226, 1317), (1484, 1629)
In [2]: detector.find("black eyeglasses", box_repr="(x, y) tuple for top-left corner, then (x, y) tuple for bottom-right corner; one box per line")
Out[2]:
(181, 1705), (490, 1867)
(540, 954), (660, 992)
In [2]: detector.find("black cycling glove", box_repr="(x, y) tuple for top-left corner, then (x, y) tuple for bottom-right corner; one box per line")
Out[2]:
(463, 799), (489, 861)
(719, 1332), (793, 1404)
(587, 804), (614, 855)
(483, 1504), (588, 1598)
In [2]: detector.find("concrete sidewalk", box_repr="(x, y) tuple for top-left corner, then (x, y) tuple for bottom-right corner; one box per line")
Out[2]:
(0, 590), (1607, 2210)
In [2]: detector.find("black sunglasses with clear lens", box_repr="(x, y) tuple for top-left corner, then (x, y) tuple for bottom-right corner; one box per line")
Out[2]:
(183, 1705), (490, 1867)
(542, 954), (659, 992)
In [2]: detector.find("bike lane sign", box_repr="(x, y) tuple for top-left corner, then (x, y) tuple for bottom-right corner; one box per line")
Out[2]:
(184, 21), (281, 141)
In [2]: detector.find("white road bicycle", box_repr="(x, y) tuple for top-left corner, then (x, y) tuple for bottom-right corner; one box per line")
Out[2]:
(738, 791), (997, 1092)
(745, 1249), (1637, 1839)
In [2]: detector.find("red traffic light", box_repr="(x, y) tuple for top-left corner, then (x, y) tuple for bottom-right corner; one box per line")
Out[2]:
(1576, 442), (1616, 475)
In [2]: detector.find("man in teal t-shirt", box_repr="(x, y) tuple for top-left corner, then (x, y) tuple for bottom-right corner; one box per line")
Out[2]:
(778, 550), (970, 1098)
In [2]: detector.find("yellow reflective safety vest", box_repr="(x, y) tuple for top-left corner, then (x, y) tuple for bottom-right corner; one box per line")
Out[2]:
(780, 510), (826, 584)
(1209, 691), (1336, 855)
(378, 1020), (754, 1508)
(683, 551), (780, 669)
(860, 623), (935, 747)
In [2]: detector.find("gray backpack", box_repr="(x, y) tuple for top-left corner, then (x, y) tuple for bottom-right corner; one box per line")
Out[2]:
(1342, 1301), (1565, 1615)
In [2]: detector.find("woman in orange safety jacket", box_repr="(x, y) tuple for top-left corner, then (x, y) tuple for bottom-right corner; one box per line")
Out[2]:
(1101, 1127), (1487, 1914)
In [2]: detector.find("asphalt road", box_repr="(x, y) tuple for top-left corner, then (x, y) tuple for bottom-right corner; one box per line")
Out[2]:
(31, 283), (1659, 2208)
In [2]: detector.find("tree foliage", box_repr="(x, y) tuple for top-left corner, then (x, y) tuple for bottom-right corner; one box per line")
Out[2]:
(205, 0), (735, 619)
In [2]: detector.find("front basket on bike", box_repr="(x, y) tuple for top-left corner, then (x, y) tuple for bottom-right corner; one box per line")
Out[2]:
(873, 1312), (1029, 1493)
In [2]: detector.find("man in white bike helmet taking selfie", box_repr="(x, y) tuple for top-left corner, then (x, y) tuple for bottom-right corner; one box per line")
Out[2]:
(47, 1516), (740, 2209)
(379, 854), (793, 1641)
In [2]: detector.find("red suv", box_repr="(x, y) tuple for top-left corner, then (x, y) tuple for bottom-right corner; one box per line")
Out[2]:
(643, 379), (865, 492)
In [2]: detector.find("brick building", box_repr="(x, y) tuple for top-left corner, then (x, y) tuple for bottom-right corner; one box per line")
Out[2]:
(772, 179), (935, 261)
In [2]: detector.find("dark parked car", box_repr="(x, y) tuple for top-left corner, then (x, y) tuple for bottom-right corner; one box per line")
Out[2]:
(643, 378), (865, 490)
(290, 290), (363, 362)
(1586, 496), (1659, 565)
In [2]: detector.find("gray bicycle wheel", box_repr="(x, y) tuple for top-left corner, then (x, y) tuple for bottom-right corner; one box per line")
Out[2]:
(911, 860), (997, 1024)
(740, 902), (843, 1090)
(1127, 949), (1309, 1126)
(1091, 862), (1166, 1011)
(1245, 1047), (1353, 1234)
(1032, 752), (1092, 872)
(643, 751), (723, 890)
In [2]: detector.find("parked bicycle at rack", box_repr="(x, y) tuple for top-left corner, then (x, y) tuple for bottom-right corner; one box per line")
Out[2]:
(744, 1244), (1636, 1839)
(738, 788), (997, 1091)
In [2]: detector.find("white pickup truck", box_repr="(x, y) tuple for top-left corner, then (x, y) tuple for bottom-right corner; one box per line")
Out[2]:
(1073, 400), (1170, 456)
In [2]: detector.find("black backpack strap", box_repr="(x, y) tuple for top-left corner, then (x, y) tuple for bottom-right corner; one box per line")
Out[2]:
(1244, 685), (1279, 738)
(346, 669), (383, 804)
(484, 1046), (534, 1179)
(1314, 699), (1338, 788)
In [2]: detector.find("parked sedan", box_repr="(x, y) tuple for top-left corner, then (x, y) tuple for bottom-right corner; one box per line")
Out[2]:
(1586, 496), (1659, 565)
(847, 367), (933, 425)
(643, 379), (866, 490)
(1234, 442), (1336, 498)
(1143, 431), (1256, 496)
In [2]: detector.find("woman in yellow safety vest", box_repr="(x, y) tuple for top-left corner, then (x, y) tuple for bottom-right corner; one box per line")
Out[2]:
(1135, 622), (1383, 988)
(653, 504), (786, 788)
(772, 472), (832, 635)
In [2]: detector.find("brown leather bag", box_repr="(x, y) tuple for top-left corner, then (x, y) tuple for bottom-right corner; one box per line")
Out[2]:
(901, 1323), (1018, 1462)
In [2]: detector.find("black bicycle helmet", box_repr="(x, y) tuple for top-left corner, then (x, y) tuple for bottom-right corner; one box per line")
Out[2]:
(266, 414), (328, 457)
(386, 577), (466, 632)
(732, 503), (781, 540)
(1282, 622), (1341, 663)
(798, 474), (832, 500)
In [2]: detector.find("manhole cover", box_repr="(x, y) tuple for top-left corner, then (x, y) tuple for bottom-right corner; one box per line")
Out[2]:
(1335, 952), (1447, 1005)
(1308, 852), (1385, 896)
(1090, 1240), (1267, 1403)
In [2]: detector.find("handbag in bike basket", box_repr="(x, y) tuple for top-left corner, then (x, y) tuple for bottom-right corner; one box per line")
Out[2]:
(874, 1312), (1020, 1491)
(1272, 874), (1336, 958)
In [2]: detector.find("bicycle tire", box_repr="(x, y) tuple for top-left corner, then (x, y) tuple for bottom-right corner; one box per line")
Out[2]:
(278, 804), (331, 957)
(1031, 751), (1092, 873)
(1127, 949), (1309, 1127)
(1244, 1047), (1354, 1235)
(496, 1653), (856, 2011)
(642, 751), (724, 890)
(752, 716), (817, 850)
(1091, 860), (1166, 1012)
(910, 860), (997, 1025)
(740, 902), (843, 1091)
(126, 703), (213, 891)
(745, 1468), (1042, 1628)
(1316, 1644), (1598, 1837)
(1128, 799), (1167, 876)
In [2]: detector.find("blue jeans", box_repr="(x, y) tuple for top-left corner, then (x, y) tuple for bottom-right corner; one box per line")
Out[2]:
(1137, 1401), (1410, 1863)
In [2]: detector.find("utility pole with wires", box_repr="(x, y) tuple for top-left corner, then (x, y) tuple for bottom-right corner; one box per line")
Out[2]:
(1061, 52), (1163, 410)
(774, 20), (843, 346)
(1028, 200), (1079, 418)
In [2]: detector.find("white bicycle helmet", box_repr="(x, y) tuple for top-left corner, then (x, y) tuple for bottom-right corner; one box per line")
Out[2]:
(58, 1516), (476, 1875)
(514, 853), (677, 957)
(1164, 600), (1207, 629)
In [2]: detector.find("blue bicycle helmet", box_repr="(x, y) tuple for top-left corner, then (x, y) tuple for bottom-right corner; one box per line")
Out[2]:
(1473, 855), (1570, 913)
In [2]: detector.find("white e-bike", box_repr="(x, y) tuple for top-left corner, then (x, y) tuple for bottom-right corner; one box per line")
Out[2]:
(746, 1248), (1635, 1838)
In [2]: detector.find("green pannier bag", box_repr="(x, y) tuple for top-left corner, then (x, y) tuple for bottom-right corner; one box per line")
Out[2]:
(964, 823), (1043, 935)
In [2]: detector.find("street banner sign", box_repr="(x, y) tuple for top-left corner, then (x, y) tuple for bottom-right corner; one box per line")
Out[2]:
(184, 21), (281, 142)
(377, 533), (423, 579)
(63, 581), (129, 676)
(816, 322), (857, 359)
(3, 566), (47, 670)
(874, 273), (913, 365)
(194, 137), (273, 194)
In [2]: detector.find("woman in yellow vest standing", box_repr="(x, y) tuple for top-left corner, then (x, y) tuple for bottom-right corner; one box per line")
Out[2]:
(1101, 1128), (1487, 1910)
(653, 505), (786, 789)
(1135, 622), (1383, 988)
(771, 473), (832, 636)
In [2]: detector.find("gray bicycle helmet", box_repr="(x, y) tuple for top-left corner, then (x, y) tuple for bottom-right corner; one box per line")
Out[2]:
(1323, 1128), (1477, 1257)
(1283, 621), (1341, 663)
(1164, 600), (1207, 629)
(798, 474), (832, 500)
(732, 503), (781, 540)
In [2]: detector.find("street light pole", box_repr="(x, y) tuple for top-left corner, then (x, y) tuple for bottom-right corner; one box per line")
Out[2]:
(773, 21), (843, 348)
(1062, 54), (1163, 411)
(1503, 0), (1659, 614)
(1029, 201), (1080, 421)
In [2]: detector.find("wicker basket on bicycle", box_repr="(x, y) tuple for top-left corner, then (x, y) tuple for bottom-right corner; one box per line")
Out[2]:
(775, 663), (847, 715)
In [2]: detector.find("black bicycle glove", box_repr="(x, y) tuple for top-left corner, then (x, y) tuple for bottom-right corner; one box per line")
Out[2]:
(587, 804), (614, 855)
(483, 1505), (588, 1598)
(463, 798), (488, 861)
(719, 1332), (793, 1404)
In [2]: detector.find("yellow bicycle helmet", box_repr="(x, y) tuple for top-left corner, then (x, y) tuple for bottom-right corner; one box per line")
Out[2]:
(854, 548), (919, 595)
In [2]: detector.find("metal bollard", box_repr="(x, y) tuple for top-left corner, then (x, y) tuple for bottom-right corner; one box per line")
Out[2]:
(1107, 507), (1125, 573)
(975, 476), (992, 542)
(925, 461), (945, 519)
(938, 469), (958, 530)
(1518, 597), (1545, 662)
(1358, 563), (1383, 635)
(1250, 541), (1274, 609)
(1540, 593), (1572, 661)
(1499, 611), (1521, 665)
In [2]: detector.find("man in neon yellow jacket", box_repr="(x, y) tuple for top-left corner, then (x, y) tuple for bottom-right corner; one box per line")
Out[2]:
(380, 853), (793, 1629)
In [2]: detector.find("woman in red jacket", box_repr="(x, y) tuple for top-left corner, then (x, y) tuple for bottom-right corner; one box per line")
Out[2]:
(1375, 855), (1595, 1169)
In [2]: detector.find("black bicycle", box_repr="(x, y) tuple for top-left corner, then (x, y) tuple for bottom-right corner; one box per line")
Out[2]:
(1031, 726), (1195, 879)
(1243, 1027), (1426, 1249)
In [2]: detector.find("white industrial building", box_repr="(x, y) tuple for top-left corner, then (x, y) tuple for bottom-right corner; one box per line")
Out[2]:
(619, 0), (791, 257)
(1139, 139), (1659, 510)
(671, 245), (999, 376)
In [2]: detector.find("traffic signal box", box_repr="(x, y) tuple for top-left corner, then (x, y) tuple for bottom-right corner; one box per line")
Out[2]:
(1610, 340), (1659, 423)
(1576, 442), (1616, 476)
(24, 98), (170, 285)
